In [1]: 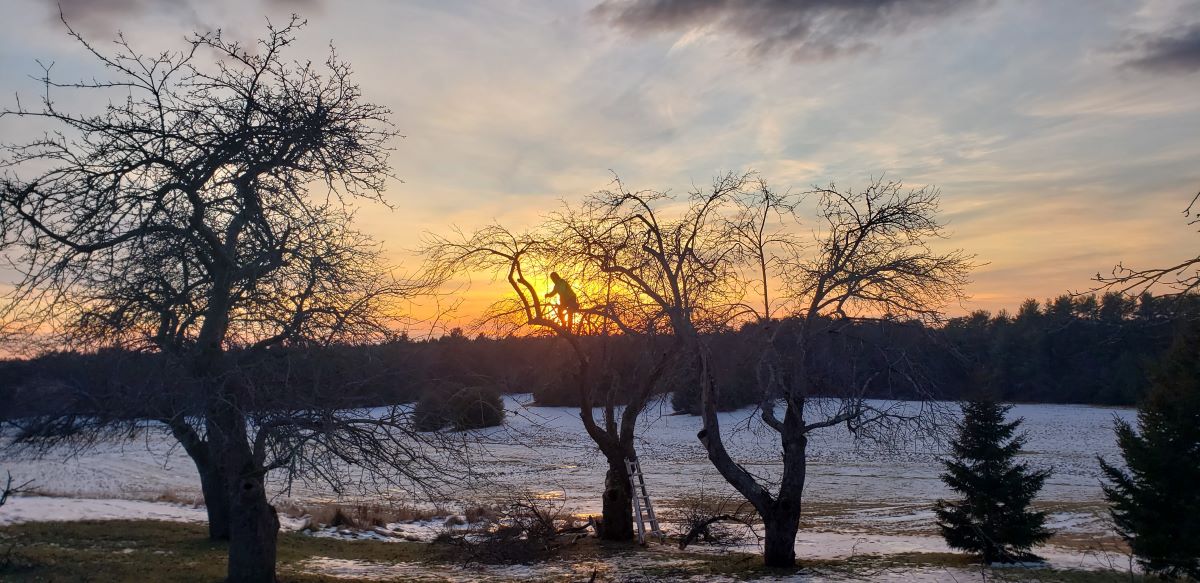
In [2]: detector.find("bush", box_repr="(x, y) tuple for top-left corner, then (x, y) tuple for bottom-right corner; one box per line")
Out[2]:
(431, 493), (580, 564)
(447, 386), (505, 430)
(413, 386), (453, 432)
(414, 384), (505, 431)
(667, 491), (756, 550)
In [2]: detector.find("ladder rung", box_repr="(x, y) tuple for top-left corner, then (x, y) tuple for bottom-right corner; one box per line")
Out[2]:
(625, 456), (665, 545)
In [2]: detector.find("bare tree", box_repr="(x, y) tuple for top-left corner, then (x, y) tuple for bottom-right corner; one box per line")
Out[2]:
(552, 174), (971, 567)
(422, 222), (679, 541)
(723, 179), (972, 567)
(0, 18), (446, 582)
(1093, 190), (1200, 301)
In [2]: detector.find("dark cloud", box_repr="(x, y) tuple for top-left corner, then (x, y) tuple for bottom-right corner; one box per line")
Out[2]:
(264, 0), (325, 13)
(53, 0), (198, 34)
(591, 0), (992, 61)
(1122, 23), (1200, 74)
(54, 0), (151, 30)
(50, 0), (322, 36)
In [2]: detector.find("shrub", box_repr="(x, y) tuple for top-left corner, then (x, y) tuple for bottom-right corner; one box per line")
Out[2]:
(432, 493), (579, 564)
(446, 386), (505, 430)
(413, 384), (505, 431)
(668, 491), (756, 550)
(413, 386), (453, 432)
(530, 377), (577, 407)
(463, 505), (498, 524)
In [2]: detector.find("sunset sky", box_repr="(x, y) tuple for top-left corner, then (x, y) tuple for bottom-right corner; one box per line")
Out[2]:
(2, 0), (1198, 327)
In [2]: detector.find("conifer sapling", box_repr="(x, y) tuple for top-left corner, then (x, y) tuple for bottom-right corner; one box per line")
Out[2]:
(935, 400), (1052, 563)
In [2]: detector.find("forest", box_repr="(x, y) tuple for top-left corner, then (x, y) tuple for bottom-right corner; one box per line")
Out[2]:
(2, 290), (1191, 425)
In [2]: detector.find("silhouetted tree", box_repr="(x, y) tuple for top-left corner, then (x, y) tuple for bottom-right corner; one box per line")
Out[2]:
(423, 221), (679, 542)
(515, 173), (970, 567)
(0, 18), (446, 583)
(935, 400), (1052, 563)
(716, 179), (972, 567)
(1100, 323), (1200, 579)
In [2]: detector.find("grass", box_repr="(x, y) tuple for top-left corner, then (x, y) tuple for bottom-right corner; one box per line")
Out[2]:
(643, 550), (1155, 582)
(0, 519), (1154, 582)
(275, 499), (451, 530)
(0, 520), (452, 582)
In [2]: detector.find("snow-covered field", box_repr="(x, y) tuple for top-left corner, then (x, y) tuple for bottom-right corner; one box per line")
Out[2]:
(0, 396), (1133, 510)
(0, 396), (1136, 579)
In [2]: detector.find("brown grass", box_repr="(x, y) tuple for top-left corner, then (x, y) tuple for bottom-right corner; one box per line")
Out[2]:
(275, 499), (449, 530)
(151, 489), (205, 507)
(0, 519), (1152, 582)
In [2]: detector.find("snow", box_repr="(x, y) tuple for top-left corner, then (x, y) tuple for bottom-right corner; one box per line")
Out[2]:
(0, 496), (208, 525)
(0, 395), (1137, 579)
(0, 495), (309, 530)
(0, 396), (1134, 511)
(455, 396), (1135, 510)
(296, 541), (1128, 583)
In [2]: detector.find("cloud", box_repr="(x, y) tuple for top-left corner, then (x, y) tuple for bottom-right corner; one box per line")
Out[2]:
(52, 0), (196, 33)
(49, 0), (321, 36)
(590, 0), (993, 61)
(264, 0), (324, 14)
(1122, 23), (1200, 73)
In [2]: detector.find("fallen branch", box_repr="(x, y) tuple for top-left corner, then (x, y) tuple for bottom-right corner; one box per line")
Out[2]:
(678, 514), (754, 550)
(0, 472), (33, 508)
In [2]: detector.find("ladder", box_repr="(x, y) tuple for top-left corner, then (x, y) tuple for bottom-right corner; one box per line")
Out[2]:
(625, 457), (665, 545)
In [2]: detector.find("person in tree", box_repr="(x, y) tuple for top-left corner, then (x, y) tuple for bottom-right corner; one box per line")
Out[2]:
(545, 271), (579, 326)
(935, 400), (1052, 563)
(1100, 322), (1200, 580)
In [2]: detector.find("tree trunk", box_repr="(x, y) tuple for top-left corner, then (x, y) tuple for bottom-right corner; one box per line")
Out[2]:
(165, 416), (230, 541)
(600, 456), (634, 541)
(197, 459), (231, 541)
(761, 402), (808, 568)
(761, 502), (802, 568)
(226, 469), (279, 583)
(209, 393), (278, 583)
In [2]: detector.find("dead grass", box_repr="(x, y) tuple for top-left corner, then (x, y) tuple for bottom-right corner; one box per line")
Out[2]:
(0, 519), (1154, 582)
(0, 519), (450, 582)
(276, 499), (449, 530)
(463, 504), (498, 524)
(151, 489), (205, 507)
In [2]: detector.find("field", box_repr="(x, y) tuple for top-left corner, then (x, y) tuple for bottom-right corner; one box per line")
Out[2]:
(0, 397), (1139, 581)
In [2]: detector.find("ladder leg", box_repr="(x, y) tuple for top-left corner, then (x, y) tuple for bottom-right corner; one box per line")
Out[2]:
(627, 457), (666, 543)
(631, 487), (646, 544)
(627, 458), (647, 545)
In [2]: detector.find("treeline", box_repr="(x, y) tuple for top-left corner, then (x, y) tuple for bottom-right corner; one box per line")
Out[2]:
(0, 292), (1193, 420)
(938, 292), (1186, 405)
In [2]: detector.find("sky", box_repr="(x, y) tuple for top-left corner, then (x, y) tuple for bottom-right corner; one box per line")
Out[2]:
(1, 0), (1199, 326)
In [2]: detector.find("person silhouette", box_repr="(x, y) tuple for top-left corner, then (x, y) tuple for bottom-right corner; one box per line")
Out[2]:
(545, 271), (579, 326)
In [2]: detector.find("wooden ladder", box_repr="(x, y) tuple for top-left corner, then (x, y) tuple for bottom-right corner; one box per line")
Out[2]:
(625, 457), (665, 545)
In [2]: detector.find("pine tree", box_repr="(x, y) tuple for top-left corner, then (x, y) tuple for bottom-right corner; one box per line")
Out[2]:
(935, 400), (1052, 563)
(1100, 323), (1200, 580)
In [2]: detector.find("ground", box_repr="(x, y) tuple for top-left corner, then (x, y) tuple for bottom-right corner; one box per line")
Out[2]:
(0, 520), (1150, 582)
(0, 397), (1142, 580)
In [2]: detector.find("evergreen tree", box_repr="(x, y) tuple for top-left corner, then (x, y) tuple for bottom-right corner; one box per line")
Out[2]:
(935, 400), (1052, 563)
(1100, 323), (1200, 580)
